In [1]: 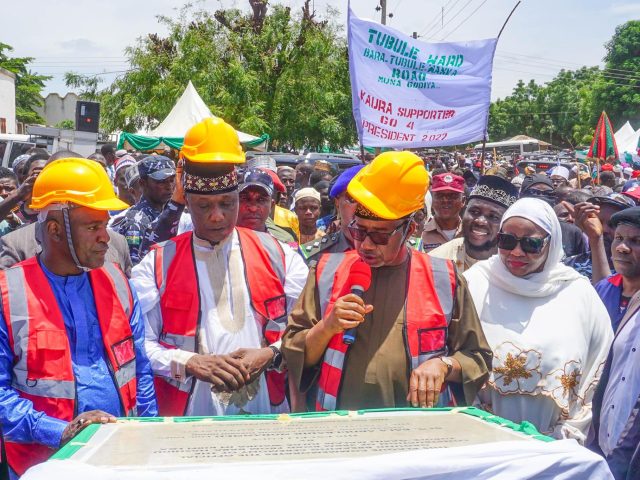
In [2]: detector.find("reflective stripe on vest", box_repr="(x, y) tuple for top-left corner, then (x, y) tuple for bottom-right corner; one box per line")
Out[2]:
(151, 230), (288, 414)
(0, 258), (138, 475)
(315, 251), (457, 411)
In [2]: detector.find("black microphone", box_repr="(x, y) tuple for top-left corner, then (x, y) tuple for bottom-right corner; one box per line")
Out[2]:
(343, 261), (372, 345)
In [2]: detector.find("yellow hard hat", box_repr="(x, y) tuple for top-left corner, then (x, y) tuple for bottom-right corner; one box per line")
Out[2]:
(347, 151), (429, 220)
(30, 158), (129, 211)
(180, 117), (245, 164)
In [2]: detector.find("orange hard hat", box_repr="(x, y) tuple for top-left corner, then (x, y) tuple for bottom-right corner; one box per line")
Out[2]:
(180, 117), (245, 164)
(347, 151), (429, 220)
(30, 158), (129, 211)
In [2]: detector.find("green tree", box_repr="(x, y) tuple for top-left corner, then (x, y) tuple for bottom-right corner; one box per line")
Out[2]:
(54, 119), (75, 130)
(0, 43), (50, 124)
(69, 1), (355, 150)
(592, 20), (640, 128)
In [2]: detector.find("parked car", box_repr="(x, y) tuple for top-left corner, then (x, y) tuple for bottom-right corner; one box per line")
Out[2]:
(245, 151), (362, 173)
(0, 134), (35, 168)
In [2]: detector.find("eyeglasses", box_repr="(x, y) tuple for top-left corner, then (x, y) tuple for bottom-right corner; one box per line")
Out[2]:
(497, 232), (550, 254)
(348, 219), (410, 246)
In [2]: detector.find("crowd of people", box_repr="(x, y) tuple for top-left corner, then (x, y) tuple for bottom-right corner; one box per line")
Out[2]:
(0, 117), (638, 479)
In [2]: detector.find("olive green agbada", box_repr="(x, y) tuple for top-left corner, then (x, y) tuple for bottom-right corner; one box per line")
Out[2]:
(282, 255), (492, 411)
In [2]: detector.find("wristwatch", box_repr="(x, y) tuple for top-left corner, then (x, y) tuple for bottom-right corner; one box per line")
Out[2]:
(269, 346), (283, 370)
(440, 356), (453, 378)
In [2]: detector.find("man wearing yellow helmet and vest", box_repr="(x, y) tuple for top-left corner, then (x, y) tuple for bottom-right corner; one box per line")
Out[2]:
(0, 158), (157, 478)
(132, 118), (308, 417)
(283, 151), (491, 412)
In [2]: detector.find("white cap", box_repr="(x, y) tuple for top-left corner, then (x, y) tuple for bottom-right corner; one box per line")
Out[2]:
(549, 166), (569, 180)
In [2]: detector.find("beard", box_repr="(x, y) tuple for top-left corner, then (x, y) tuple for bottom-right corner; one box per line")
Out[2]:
(464, 236), (498, 258)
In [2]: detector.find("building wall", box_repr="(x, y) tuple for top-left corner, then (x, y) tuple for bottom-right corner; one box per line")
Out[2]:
(0, 68), (16, 134)
(34, 92), (79, 127)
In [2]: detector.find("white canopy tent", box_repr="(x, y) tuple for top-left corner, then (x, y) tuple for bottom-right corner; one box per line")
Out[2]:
(615, 121), (640, 154)
(119, 81), (268, 151)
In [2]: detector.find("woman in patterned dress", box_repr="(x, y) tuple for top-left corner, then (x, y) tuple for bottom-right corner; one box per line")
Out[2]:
(463, 197), (613, 442)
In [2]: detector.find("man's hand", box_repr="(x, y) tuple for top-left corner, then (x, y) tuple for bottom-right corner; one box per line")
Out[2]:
(229, 347), (274, 382)
(171, 159), (185, 205)
(407, 358), (449, 408)
(572, 202), (603, 240)
(61, 410), (117, 446)
(14, 173), (37, 202)
(323, 293), (374, 336)
(185, 354), (250, 392)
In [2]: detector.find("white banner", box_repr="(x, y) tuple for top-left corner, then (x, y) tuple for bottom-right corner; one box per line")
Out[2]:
(348, 8), (498, 148)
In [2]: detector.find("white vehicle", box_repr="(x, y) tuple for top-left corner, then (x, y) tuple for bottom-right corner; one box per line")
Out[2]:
(0, 134), (35, 168)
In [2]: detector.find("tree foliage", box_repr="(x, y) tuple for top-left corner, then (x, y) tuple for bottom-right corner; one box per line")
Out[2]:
(69, 1), (355, 150)
(488, 20), (640, 147)
(0, 43), (50, 124)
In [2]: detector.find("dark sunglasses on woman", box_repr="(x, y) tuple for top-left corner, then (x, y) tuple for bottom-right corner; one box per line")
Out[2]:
(497, 232), (550, 254)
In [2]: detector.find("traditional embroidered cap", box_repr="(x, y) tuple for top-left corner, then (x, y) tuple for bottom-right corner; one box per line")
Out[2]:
(138, 155), (176, 181)
(601, 164), (614, 172)
(520, 173), (553, 193)
(329, 165), (364, 199)
(469, 175), (518, 209)
(183, 161), (238, 195)
(431, 173), (464, 193)
(123, 164), (140, 189)
(314, 160), (332, 173)
(246, 155), (276, 173)
(622, 184), (640, 203)
(114, 154), (137, 175)
(115, 149), (128, 158)
(294, 187), (321, 206)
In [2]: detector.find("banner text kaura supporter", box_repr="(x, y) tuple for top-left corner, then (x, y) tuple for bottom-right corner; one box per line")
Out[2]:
(348, 8), (498, 149)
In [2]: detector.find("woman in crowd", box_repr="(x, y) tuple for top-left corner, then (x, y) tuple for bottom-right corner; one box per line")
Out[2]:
(463, 197), (613, 442)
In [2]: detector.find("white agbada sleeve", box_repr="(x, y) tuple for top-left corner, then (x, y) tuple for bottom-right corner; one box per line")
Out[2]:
(552, 288), (613, 442)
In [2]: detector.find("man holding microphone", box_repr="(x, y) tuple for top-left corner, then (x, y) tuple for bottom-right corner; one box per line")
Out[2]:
(283, 151), (491, 411)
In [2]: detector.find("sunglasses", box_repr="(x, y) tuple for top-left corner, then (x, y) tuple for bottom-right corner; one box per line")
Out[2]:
(348, 219), (410, 246)
(497, 232), (550, 254)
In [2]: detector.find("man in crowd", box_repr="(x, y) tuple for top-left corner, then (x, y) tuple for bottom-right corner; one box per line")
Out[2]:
(421, 172), (465, 252)
(594, 205), (640, 331)
(0, 158), (156, 477)
(277, 165), (296, 207)
(295, 187), (325, 245)
(0, 168), (21, 237)
(430, 175), (518, 272)
(132, 117), (308, 417)
(300, 165), (363, 263)
(565, 193), (635, 282)
(113, 154), (138, 206)
(283, 151), (491, 411)
(100, 144), (117, 181)
(589, 207), (640, 480)
(549, 165), (570, 190)
(238, 169), (296, 244)
(314, 180), (334, 231)
(111, 155), (176, 264)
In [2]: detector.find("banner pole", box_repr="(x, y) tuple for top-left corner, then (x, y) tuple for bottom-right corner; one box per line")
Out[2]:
(497, 1), (521, 40)
(480, 136), (487, 175)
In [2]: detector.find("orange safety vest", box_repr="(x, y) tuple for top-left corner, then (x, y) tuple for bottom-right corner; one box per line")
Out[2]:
(0, 257), (137, 476)
(151, 228), (289, 416)
(314, 251), (456, 411)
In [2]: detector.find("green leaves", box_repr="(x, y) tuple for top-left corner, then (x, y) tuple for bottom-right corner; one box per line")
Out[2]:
(71, 1), (355, 149)
(0, 43), (50, 124)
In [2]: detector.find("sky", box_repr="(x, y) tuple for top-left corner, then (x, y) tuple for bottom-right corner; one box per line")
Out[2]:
(3, 0), (639, 101)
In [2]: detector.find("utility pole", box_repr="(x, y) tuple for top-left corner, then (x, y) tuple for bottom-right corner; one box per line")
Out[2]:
(380, 0), (387, 25)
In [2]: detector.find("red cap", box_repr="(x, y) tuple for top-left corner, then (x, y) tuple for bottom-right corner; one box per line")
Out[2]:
(431, 173), (465, 193)
(623, 185), (640, 201)
(601, 164), (614, 172)
(260, 168), (285, 193)
(633, 170), (640, 179)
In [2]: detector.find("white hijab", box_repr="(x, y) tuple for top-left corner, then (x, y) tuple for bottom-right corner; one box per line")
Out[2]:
(464, 197), (584, 298)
